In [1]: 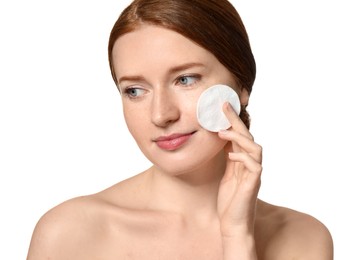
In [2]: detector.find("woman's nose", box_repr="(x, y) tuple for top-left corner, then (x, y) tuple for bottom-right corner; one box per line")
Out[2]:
(151, 89), (180, 127)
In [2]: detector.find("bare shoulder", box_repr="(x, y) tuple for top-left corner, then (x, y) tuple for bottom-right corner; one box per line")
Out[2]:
(27, 172), (151, 259)
(27, 195), (107, 259)
(255, 200), (334, 260)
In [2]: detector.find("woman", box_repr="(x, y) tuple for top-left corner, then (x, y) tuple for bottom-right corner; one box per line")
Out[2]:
(27, 0), (333, 259)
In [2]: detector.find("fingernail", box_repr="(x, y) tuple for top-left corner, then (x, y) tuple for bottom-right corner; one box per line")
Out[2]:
(224, 102), (231, 110)
(228, 152), (235, 159)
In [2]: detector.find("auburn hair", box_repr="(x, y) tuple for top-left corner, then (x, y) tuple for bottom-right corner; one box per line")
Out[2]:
(108, 0), (256, 128)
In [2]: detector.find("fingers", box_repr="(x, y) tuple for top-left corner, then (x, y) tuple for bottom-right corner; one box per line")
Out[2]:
(219, 102), (263, 174)
(228, 152), (262, 176)
(223, 131), (262, 176)
(222, 102), (253, 140)
(219, 130), (262, 163)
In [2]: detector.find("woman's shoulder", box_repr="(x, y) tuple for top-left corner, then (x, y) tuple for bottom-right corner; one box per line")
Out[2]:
(31, 187), (126, 231)
(255, 199), (333, 259)
(27, 195), (107, 258)
(33, 194), (109, 228)
(27, 174), (146, 259)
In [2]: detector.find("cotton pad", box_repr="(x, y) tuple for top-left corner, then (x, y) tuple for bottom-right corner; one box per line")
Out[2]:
(196, 84), (241, 132)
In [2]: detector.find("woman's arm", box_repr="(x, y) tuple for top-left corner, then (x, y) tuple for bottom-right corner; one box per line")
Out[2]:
(217, 102), (262, 259)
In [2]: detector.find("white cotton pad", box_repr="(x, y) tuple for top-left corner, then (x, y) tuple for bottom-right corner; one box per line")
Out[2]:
(196, 84), (241, 132)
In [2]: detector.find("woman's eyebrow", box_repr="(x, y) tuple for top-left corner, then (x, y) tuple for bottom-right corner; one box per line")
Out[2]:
(118, 75), (145, 86)
(117, 62), (206, 85)
(167, 62), (206, 74)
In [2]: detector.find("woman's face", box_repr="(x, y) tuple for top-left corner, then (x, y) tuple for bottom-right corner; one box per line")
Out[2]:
(112, 25), (242, 175)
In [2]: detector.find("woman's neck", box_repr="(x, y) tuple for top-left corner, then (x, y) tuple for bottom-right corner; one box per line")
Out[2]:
(144, 151), (226, 222)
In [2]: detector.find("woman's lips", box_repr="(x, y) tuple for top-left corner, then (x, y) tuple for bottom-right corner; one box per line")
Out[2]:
(154, 132), (195, 151)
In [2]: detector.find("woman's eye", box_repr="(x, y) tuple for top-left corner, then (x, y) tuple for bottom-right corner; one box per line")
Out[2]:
(177, 75), (199, 86)
(124, 87), (145, 98)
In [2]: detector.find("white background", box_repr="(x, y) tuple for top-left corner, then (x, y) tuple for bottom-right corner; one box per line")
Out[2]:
(0, 0), (363, 259)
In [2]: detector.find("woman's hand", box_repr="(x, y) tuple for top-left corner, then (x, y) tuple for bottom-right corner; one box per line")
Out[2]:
(217, 102), (263, 239)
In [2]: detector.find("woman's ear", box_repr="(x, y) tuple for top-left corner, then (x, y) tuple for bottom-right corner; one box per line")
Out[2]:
(239, 88), (250, 107)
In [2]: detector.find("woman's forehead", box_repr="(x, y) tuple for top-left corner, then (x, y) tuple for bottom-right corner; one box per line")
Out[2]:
(112, 25), (219, 76)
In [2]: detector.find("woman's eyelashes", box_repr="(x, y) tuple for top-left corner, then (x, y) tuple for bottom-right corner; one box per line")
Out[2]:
(176, 74), (201, 87)
(120, 74), (201, 99)
(122, 86), (146, 99)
